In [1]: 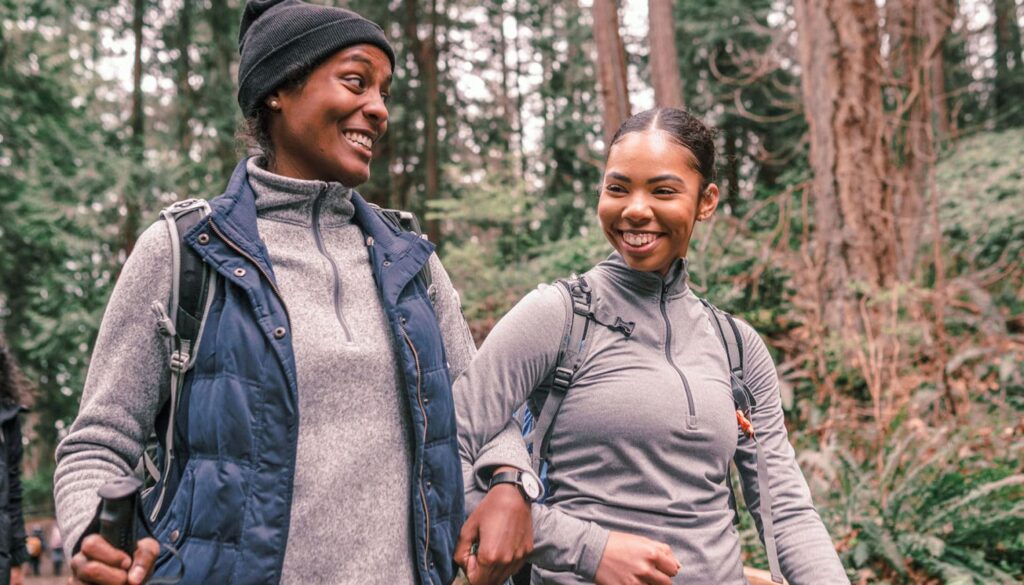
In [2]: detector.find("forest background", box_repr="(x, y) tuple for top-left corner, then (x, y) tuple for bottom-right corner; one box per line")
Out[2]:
(1, 0), (1022, 583)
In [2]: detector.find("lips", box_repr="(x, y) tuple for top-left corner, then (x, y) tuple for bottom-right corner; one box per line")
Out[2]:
(619, 230), (662, 253)
(342, 129), (375, 156)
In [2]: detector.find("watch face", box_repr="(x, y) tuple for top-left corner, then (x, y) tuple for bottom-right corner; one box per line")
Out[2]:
(521, 473), (542, 500)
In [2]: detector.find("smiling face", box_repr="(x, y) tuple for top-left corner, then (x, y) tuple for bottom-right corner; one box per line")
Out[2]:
(266, 45), (392, 186)
(598, 129), (720, 275)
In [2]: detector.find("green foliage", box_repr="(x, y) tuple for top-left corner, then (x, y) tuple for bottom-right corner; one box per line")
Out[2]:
(815, 420), (1024, 584)
(937, 129), (1024, 278)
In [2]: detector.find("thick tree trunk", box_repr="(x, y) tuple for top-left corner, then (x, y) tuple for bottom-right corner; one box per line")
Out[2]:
(647, 0), (684, 107)
(794, 0), (898, 328)
(404, 0), (442, 243)
(591, 0), (632, 144)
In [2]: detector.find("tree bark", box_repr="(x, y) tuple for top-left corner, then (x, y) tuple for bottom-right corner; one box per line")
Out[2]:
(123, 0), (146, 259)
(591, 0), (632, 144)
(647, 0), (683, 108)
(794, 0), (898, 328)
(404, 0), (442, 243)
(994, 0), (1024, 125)
(208, 0), (239, 180)
(175, 0), (193, 156)
(130, 0), (145, 149)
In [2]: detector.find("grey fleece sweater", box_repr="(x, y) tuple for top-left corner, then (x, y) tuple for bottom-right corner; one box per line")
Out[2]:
(455, 254), (850, 584)
(54, 159), (532, 583)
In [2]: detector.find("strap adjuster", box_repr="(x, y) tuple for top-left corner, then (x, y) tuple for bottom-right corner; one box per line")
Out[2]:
(169, 350), (189, 373)
(551, 366), (573, 391)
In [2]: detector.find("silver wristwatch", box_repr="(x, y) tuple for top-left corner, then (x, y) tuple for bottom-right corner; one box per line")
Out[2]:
(488, 470), (542, 503)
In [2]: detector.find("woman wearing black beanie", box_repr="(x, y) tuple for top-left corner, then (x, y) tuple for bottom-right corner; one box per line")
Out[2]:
(55, 1), (533, 584)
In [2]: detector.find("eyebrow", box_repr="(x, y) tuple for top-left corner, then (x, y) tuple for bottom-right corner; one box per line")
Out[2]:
(607, 172), (631, 183)
(647, 174), (684, 184)
(341, 53), (394, 84)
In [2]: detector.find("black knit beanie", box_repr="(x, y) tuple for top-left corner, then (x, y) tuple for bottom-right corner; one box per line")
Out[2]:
(237, 0), (396, 117)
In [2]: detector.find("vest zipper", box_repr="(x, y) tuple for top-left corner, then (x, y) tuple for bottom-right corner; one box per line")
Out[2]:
(661, 283), (697, 427)
(400, 326), (431, 573)
(311, 188), (354, 343)
(148, 220), (292, 526)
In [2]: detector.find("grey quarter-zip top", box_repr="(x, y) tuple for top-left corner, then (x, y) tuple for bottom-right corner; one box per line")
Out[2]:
(455, 253), (850, 584)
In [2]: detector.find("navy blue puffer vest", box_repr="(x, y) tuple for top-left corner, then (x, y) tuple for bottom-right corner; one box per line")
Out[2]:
(146, 160), (464, 584)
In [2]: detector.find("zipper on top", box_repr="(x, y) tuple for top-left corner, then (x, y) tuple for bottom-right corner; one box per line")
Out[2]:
(660, 283), (697, 428)
(311, 188), (354, 343)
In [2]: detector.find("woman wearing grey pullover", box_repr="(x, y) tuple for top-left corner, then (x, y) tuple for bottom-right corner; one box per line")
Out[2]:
(455, 109), (850, 584)
(55, 2), (532, 584)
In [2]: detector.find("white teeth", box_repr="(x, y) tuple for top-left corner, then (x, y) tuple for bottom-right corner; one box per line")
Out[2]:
(343, 132), (372, 149)
(623, 232), (657, 247)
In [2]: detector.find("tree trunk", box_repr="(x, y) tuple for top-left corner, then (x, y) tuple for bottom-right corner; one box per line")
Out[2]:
(404, 0), (442, 243)
(647, 0), (684, 108)
(123, 0), (145, 259)
(175, 0), (193, 156)
(794, 0), (898, 328)
(591, 0), (632, 144)
(994, 0), (1024, 126)
(208, 0), (239, 180)
(130, 0), (145, 149)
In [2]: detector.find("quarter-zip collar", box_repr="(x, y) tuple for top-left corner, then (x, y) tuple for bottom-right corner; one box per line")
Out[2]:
(600, 251), (690, 300)
(246, 157), (355, 228)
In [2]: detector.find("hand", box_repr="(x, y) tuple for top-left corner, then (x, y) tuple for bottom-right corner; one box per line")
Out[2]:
(594, 531), (680, 585)
(454, 469), (534, 585)
(9, 565), (22, 585)
(69, 534), (159, 585)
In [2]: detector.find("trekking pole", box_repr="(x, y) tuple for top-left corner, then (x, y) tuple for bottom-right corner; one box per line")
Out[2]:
(97, 476), (143, 555)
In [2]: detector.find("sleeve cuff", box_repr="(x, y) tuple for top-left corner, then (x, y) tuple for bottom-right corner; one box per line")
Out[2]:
(576, 521), (610, 581)
(10, 543), (30, 566)
(471, 422), (544, 499)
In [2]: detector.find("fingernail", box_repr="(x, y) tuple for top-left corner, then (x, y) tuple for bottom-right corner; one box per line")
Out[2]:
(129, 565), (146, 583)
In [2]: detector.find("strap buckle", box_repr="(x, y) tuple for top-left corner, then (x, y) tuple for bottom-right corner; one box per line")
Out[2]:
(551, 366), (573, 391)
(169, 350), (189, 373)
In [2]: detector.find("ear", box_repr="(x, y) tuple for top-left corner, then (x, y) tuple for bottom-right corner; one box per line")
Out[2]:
(265, 90), (283, 111)
(696, 183), (720, 221)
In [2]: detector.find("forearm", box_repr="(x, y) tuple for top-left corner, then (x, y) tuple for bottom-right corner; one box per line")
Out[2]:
(54, 221), (172, 557)
(6, 417), (29, 565)
(735, 321), (848, 584)
(529, 504), (609, 581)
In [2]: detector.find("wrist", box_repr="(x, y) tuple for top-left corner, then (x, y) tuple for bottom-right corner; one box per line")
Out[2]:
(488, 468), (542, 503)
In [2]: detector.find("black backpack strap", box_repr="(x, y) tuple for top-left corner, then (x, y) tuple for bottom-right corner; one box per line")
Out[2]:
(700, 299), (783, 584)
(370, 205), (433, 292)
(146, 199), (216, 523)
(529, 275), (592, 475)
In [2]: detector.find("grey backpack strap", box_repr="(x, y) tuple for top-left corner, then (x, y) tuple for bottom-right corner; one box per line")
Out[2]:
(701, 299), (782, 584)
(529, 275), (594, 476)
(146, 199), (216, 522)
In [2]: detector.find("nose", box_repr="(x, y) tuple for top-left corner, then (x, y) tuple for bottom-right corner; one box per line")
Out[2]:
(621, 194), (654, 223)
(364, 90), (389, 128)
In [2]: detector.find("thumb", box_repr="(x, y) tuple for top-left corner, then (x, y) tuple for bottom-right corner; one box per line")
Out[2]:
(465, 553), (481, 584)
(128, 538), (161, 585)
(454, 515), (480, 568)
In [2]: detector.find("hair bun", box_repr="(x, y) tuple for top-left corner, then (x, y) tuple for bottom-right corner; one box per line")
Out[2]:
(239, 0), (296, 49)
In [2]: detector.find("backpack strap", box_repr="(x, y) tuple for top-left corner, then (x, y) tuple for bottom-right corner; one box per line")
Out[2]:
(145, 199), (216, 523)
(528, 276), (593, 476)
(700, 299), (783, 584)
